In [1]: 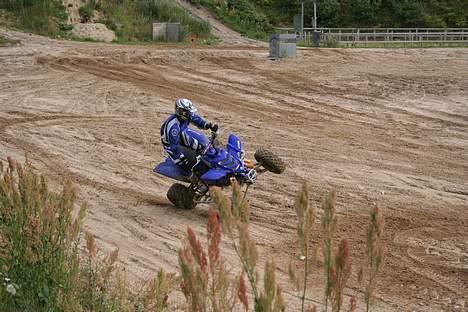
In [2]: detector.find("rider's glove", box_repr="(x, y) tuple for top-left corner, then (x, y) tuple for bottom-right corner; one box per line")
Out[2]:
(205, 122), (218, 132)
(196, 143), (207, 153)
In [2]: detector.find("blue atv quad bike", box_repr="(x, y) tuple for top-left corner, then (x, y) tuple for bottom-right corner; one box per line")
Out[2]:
(154, 130), (286, 209)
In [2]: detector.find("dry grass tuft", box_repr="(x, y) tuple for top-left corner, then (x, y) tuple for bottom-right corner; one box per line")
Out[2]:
(0, 158), (172, 311)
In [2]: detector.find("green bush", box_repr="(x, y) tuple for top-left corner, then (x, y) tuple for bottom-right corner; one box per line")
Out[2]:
(3, 0), (68, 36)
(324, 36), (340, 48)
(78, 5), (93, 23)
(0, 158), (86, 310)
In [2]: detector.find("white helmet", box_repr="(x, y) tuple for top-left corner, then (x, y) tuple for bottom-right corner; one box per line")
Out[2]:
(175, 98), (197, 121)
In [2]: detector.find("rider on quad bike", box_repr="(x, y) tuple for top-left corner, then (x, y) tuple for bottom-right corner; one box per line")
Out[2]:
(156, 98), (286, 210)
(160, 98), (218, 176)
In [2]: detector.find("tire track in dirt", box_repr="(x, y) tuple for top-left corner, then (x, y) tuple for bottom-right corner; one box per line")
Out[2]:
(0, 115), (168, 206)
(37, 56), (289, 120)
(392, 228), (468, 296)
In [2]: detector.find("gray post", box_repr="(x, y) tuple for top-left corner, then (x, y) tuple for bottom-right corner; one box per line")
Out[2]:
(301, 2), (304, 38)
(313, 1), (317, 30)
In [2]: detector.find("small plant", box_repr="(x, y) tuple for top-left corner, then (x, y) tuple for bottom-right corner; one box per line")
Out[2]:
(210, 181), (285, 311)
(79, 0), (100, 23)
(324, 37), (340, 48)
(330, 239), (352, 312)
(179, 209), (244, 311)
(78, 5), (93, 23)
(362, 206), (385, 312)
(203, 35), (222, 46)
(322, 190), (337, 311)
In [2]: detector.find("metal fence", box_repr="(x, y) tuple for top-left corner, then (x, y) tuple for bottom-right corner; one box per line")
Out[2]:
(277, 27), (468, 46)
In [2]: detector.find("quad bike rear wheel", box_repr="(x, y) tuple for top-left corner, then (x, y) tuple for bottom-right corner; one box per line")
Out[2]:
(254, 148), (286, 174)
(167, 183), (196, 210)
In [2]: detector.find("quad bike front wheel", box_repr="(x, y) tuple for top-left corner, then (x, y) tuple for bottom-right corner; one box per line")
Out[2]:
(254, 148), (286, 174)
(167, 183), (196, 210)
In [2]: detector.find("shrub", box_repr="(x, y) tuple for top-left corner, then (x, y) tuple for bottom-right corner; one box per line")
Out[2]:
(288, 182), (317, 312)
(0, 157), (86, 310)
(178, 209), (244, 311)
(324, 37), (340, 48)
(0, 158), (172, 311)
(78, 4), (94, 23)
(362, 206), (385, 312)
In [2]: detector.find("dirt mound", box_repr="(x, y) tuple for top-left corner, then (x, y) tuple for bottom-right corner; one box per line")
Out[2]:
(71, 23), (115, 43)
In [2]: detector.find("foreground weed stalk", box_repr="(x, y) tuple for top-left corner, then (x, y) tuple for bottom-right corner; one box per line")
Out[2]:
(211, 182), (285, 312)
(322, 190), (337, 311)
(363, 206), (385, 312)
(330, 240), (352, 312)
(288, 182), (316, 312)
(179, 209), (244, 311)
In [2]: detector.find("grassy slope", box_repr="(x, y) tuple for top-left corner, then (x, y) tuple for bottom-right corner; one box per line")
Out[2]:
(0, 34), (19, 46)
(96, 0), (212, 42)
(190, 0), (273, 40)
(0, 0), (212, 42)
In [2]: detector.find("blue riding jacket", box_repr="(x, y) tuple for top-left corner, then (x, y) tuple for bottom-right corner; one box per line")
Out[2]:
(160, 113), (208, 164)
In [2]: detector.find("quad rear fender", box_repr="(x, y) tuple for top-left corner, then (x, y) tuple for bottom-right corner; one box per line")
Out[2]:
(154, 158), (191, 183)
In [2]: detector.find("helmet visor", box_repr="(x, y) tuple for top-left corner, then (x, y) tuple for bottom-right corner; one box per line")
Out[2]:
(178, 109), (191, 121)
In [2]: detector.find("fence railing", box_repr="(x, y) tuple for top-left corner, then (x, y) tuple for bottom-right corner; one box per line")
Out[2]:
(277, 27), (468, 44)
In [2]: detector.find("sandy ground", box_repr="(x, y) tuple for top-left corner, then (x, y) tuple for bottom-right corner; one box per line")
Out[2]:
(0, 29), (467, 311)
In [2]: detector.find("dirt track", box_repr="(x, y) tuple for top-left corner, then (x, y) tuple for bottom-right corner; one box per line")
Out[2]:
(1, 30), (467, 311)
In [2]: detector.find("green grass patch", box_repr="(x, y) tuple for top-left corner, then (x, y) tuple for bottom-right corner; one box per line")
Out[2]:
(0, 34), (19, 46)
(1, 0), (212, 43)
(1, 0), (68, 37)
(190, 0), (273, 41)
(99, 0), (211, 42)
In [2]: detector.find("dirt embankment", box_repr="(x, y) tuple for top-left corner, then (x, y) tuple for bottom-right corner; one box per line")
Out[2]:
(0, 29), (467, 310)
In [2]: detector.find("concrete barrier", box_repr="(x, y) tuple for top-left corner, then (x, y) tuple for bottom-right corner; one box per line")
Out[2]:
(153, 23), (181, 42)
(269, 34), (296, 58)
(153, 23), (167, 41)
(167, 23), (181, 42)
